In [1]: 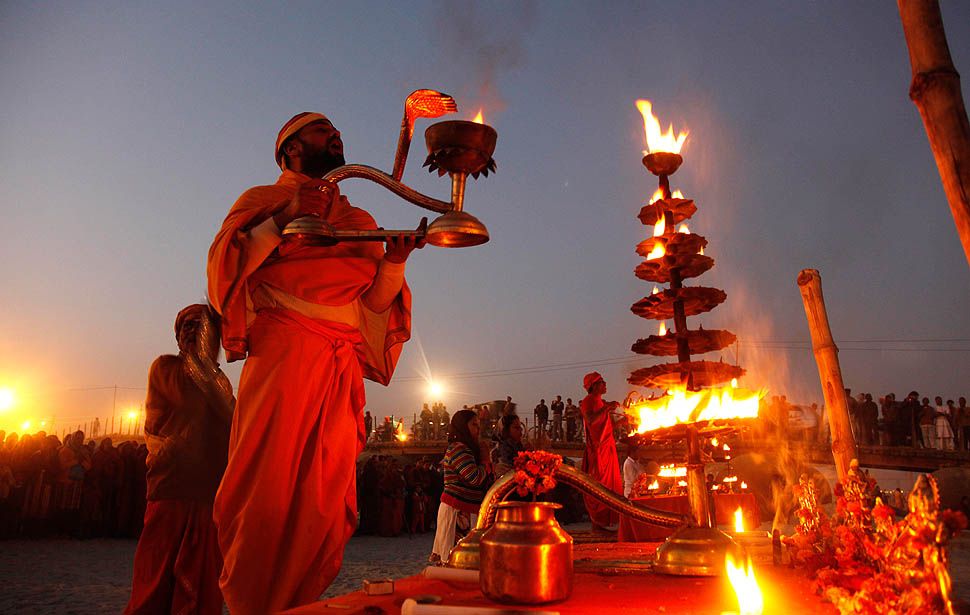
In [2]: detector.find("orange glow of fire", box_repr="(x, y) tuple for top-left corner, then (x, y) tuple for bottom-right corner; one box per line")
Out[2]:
(394, 421), (408, 442)
(647, 479), (660, 490)
(723, 476), (738, 483)
(646, 241), (666, 260)
(653, 216), (665, 237)
(658, 321), (667, 336)
(635, 99), (688, 155)
(678, 223), (690, 234)
(629, 386), (763, 434)
(725, 552), (764, 615)
(649, 188), (685, 205)
(735, 507), (745, 532)
(658, 464), (687, 478)
(723, 443), (731, 451)
(698, 245), (705, 256)
(711, 437), (719, 446)
(472, 110), (484, 124)
(677, 480), (688, 487)
(651, 286), (660, 295)
(741, 481), (748, 490)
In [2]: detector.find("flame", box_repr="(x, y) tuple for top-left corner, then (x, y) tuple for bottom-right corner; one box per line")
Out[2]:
(647, 479), (660, 491)
(731, 378), (738, 388)
(723, 443), (731, 451)
(646, 241), (666, 260)
(698, 245), (705, 256)
(649, 188), (684, 204)
(658, 464), (687, 478)
(394, 421), (408, 442)
(472, 109), (484, 124)
(653, 216), (666, 237)
(723, 475), (738, 483)
(711, 437), (719, 447)
(630, 386), (763, 434)
(735, 507), (745, 532)
(651, 286), (660, 295)
(677, 480), (688, 487)
(658, 321), (667, 336)
(741, 481), (748, 490)
(725, 553), (764, 615)
(678, 223), (690, 234)
(635, 99), (688, 154)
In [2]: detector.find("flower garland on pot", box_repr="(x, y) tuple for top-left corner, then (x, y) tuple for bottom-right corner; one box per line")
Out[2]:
(512, 451), (562, 500)
(784, 462), (966, 615)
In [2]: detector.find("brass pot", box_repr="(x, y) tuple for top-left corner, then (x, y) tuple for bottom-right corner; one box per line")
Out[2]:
(479, 501), (573, 604)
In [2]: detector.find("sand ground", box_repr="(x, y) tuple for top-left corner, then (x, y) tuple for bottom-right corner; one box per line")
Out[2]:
(2, 527), (968, 614)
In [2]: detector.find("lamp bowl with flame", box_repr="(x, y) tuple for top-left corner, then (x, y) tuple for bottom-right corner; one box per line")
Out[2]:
(725, 552), (764, 615)
(636, 99), (687, 176)
(424, 117), (497, 178)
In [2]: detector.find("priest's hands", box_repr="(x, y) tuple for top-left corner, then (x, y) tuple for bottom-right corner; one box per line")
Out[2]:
(274, 179), (340, 229)
(384, 223), (427, 264)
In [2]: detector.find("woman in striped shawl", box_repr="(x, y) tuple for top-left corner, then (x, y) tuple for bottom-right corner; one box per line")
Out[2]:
(429, 409), (492, 564)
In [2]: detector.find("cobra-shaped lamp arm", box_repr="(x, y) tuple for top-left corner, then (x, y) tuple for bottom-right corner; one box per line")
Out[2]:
(474, 464), (690, 531)
(321, 164), (453, 214)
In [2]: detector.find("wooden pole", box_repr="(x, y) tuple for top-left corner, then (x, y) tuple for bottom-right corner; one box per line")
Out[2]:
(797, 269), (857, 482)
(898, 0), (970, 267)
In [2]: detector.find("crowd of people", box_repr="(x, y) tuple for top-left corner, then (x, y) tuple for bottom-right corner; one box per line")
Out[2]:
(356, 455), (443, 537)
(847, 390), (970, 450)
(0, 429), (148, 540)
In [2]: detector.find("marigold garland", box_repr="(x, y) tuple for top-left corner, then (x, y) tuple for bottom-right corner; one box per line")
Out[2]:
(784, 464), (966, 615)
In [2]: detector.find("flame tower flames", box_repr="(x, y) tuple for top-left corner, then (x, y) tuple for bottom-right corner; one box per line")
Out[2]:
(629, 100), (765, 577)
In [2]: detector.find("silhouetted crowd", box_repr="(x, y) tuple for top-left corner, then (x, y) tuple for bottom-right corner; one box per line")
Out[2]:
(848, 390), (970, 450)
(0, 429), (148, 539)
(356, 456), (443, 537)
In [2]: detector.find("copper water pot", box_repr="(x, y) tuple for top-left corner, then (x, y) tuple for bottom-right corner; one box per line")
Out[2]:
(479, 501), (573, 604)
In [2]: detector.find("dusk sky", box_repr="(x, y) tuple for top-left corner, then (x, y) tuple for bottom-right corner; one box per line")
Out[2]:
(2, 1), (968, 433)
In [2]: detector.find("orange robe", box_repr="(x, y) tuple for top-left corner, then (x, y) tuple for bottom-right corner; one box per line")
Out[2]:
(207, 170), (410, 614)
(580, 393), (622, 527)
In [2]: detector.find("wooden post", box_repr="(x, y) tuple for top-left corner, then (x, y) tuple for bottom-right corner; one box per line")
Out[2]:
(797, 269), (857, 482)
(898, 0), (970, 267)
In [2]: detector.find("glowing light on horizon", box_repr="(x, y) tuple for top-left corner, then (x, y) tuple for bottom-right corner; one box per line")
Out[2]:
(0, 388), (14, 412)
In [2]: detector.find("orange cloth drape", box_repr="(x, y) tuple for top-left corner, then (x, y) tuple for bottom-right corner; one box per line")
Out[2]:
(206, 170), (411, 385)
(580, 394), (622, 527)
(124, 500), (223, 615)
(214, 309), (367, 614)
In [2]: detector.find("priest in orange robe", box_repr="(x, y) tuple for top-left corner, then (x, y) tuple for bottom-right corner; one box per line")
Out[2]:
(125, 304), (234, 615)
(207, 112), (423, 614)
(580, 372), (623, 530)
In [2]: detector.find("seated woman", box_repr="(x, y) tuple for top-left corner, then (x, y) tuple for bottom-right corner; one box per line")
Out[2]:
(430, 410), (492, 565)
(491, 414), (527, 477)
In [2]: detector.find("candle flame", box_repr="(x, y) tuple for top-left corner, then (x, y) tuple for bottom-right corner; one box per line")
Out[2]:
(741, 481), (748, 490)
(647, 479), (660, 490)
(734, 507), (745, 532)
(658, 321), (667, 336)
(723, 443), (731, 451)
(653, 216), (666, 237)
(635, 99), (688, 155)
(711, 437), (719, 447)
(472, 109), (484, 124)
(646, 241), (666, 260)
(651, 286), (660, 295)
(698, 245), (705, 256)
(394, 421), (408, 442)
(678, 223), (690, 234)
(658, 464), (687, 478)
(723, 475), (738, 483)
(725, 553), (764, 615)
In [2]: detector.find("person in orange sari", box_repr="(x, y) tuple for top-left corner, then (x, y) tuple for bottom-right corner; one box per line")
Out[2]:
(125, 304), (234, 615)
(207, 112), (423, 614)
(580, 372), (622, 531)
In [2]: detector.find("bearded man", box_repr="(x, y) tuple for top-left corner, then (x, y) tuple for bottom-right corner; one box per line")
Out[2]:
(207, 112), (422, 614)
(125, 304), (234, 614)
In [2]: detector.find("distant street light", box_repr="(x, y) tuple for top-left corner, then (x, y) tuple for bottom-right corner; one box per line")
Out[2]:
(428, 380), (444, 400)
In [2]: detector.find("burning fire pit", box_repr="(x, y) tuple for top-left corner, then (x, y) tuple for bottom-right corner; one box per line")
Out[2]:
(625, 100), (763, 576)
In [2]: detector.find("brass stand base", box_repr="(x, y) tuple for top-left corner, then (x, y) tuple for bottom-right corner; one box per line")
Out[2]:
(447, 528), (485, 570)
(653, 526), (741, 576)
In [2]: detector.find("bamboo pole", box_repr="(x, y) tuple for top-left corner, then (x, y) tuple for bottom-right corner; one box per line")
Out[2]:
(898, 0), (970, 267)
(797, 269), (857, 482)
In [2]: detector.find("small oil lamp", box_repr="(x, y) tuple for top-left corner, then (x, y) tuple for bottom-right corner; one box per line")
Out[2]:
(283, 89), (496, 249)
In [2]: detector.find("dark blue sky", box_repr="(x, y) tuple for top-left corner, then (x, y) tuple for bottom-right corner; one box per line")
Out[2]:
(2, 1), (968, 430)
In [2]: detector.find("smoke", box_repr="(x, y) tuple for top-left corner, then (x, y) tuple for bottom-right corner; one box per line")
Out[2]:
(431, 1), (537, 115)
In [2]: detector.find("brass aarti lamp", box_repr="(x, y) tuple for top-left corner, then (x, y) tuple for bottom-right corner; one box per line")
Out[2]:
(282, 89), (495, 248)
